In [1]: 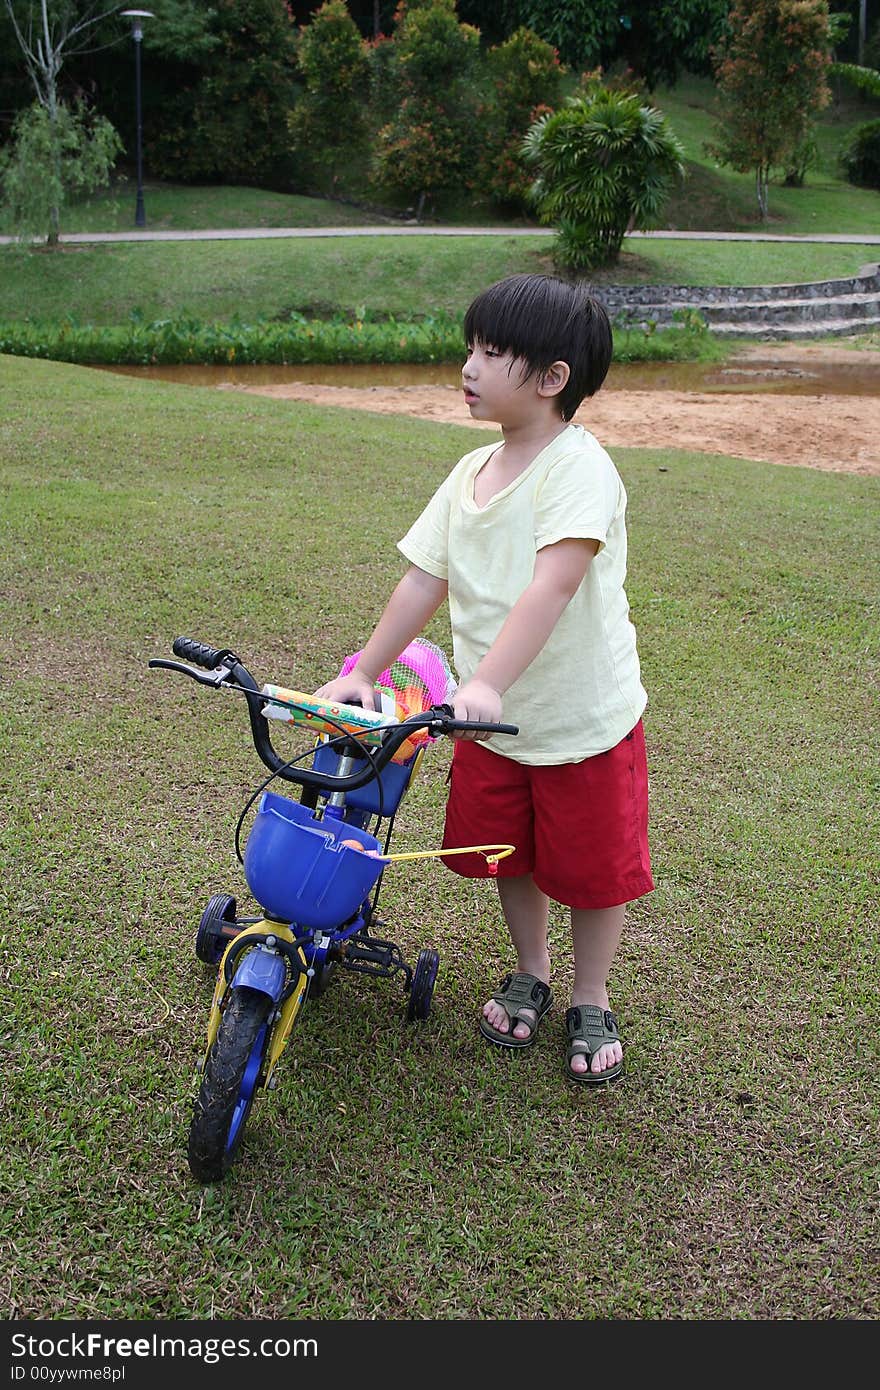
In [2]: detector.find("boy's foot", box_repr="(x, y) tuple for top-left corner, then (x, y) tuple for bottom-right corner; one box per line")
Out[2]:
(480, 972), (553, 1048)
(565, 1004), (624, 1083)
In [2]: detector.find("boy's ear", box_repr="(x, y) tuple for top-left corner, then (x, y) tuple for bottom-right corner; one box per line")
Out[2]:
(537, 360), (571, 400)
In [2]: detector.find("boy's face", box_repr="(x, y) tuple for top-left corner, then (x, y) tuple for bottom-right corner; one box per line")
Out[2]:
(458, 340), (561, 425)
(461, 341), (536, 425)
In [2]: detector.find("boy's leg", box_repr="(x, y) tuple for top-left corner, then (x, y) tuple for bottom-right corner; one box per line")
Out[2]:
(569, 904), (626, 1076)
(482, 874), (551, 1040)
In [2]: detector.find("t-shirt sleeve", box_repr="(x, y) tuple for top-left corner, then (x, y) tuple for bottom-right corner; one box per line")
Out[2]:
(533, 444), (621, 554)
(397, 474), (452, 580)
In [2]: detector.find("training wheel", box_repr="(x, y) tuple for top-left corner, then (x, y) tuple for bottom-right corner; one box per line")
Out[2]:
(406, 948), (440, 1021)
(195, 893), (238, 965)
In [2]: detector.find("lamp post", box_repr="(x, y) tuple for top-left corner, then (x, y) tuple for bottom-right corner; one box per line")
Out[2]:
(121, 10), (154, 228)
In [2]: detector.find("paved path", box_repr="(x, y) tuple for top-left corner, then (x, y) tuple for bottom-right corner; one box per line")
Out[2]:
(2, 226), (879, 246)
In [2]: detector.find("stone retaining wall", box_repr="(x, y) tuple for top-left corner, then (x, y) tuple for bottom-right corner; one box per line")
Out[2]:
(593, 262), (880, 339)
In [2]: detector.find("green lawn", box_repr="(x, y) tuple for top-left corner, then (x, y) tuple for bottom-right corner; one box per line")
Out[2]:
(2, 354), (877, 1319)
(62, 180), (388, 234)
(0, 235), (875, 331)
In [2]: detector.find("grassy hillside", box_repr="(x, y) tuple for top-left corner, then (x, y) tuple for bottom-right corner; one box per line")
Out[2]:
(0, 235), (875, 330)
(652, 74), (880, 234)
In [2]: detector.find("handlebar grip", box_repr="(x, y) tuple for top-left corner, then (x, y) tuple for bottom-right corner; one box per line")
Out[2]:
(447, 721), (519, 735)
(172, 636), (227, 670)
(434, 704), (518, 736)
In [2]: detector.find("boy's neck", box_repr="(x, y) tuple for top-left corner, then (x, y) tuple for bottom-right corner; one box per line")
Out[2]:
(499, 413), (570, 466)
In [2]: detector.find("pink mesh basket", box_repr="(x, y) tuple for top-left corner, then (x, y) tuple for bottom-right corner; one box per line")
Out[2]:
(338, 638), (457, 762)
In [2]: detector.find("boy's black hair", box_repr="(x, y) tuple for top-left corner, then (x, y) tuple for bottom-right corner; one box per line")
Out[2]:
(463, 273), (612, 421)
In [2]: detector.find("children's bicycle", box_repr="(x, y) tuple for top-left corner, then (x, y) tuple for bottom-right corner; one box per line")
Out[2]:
(150, 635), (517, 1183)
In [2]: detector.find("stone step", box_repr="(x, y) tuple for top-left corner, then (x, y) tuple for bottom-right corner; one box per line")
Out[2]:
(598, 262), (880, 309)
(698, 316), (879, 340)
(612, 292), (880, 328)
(595, 260), (880, 337)
(704, 292), (880, 324)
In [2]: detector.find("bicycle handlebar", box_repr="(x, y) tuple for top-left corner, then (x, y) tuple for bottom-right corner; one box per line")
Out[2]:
(171, 635), (234, 670)
(149, 636), (518, 794)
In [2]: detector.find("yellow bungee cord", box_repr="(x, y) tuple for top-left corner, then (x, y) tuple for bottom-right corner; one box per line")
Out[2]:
(339, 840), (516, 875)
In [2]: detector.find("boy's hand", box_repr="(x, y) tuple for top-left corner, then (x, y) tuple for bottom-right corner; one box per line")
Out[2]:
(314, 666), (377, 712)
(452, 678), (502, 739)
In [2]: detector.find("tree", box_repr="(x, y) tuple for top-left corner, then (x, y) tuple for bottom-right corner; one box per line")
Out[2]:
(147, 0), (299, 185)
(614, 1), (732, 87)
(2, 0), (121, 119)
(288, 0), (371, 194)
(480, 26), (564, 212)
(0, 97), (121, 243)
(372, 0), (480, 219)
(489, 0), (618, 70)
(706, 0), (833, 220)
(1, 2), (124, 243)
(522, 81), (685, 272)
(459, 1), (731, 85)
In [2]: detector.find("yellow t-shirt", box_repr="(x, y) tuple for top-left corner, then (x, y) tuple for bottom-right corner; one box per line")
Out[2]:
(398, 424), (647, 765)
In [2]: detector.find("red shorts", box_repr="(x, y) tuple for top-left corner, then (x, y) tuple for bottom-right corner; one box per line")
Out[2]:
(442, 720), (654, 910)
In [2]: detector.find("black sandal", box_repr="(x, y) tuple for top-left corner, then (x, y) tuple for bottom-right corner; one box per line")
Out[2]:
(479, 972), (553, 1049)
(565, 1005), (624, 1084)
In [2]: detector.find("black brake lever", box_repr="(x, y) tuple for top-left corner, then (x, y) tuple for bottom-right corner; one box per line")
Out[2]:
(148, 658), (234, 689)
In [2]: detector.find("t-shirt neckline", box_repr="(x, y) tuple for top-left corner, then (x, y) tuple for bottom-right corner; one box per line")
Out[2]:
(466, 425), (577, 513)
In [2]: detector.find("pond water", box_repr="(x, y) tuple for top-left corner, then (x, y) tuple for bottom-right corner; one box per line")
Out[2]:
(98, 356), (880, 397)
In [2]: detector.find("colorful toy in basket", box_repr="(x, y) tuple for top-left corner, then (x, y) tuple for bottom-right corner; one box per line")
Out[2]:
(260, 637), (458, 763)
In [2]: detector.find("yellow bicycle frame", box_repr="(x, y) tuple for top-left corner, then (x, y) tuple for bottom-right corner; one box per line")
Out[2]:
(204, 921), (309, 1086)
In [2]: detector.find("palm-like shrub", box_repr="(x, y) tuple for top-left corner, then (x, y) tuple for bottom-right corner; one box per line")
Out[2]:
(522, 87), (685, 272)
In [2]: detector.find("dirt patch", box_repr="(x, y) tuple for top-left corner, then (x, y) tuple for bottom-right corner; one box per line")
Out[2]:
(225, 344), (880, 477)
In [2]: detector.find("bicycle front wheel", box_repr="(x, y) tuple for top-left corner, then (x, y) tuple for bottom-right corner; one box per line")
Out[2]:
(188, 986), (273, 1183)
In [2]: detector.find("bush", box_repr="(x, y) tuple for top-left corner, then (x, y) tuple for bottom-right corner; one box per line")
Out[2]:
(481, 28), (564, 213)
(522, 85), (685, 272)
(288, 0), (371, 194)
(839, 118), (880, 189)
(0, 100), (121, 245)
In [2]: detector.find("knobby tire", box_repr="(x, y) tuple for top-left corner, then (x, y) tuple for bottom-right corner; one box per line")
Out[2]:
(188, 986), (273, 1183)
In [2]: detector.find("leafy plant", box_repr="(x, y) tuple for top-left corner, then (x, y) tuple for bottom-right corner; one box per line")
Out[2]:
(706, 0), (833, 220)
(0, 301), (721, 367)
(522, 85), (685, 272)
(838, 117), (880, 189)
(288, 0), (371, 194)
(372, 0), (480, 218)
(0, 98), (121, 245)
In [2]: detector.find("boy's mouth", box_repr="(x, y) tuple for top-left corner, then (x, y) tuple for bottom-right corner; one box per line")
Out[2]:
(463, 388), (479, 404)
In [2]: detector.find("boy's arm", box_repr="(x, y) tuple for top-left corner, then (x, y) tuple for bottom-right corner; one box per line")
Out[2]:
(314, 564), (448, 711)
(453, 537), (598, 731)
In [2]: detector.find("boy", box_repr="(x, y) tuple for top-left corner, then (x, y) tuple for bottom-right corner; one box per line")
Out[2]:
(316, 273), (653, 1083)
